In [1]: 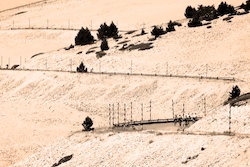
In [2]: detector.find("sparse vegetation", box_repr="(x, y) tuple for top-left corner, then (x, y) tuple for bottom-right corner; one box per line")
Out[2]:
(217, 2), (236, 16)
(240, 0), (250, 12)
(75, 27), (94, 46)
(188, 15), (202, 27)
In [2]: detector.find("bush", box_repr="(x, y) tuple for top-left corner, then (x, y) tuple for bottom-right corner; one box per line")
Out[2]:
(82, 116), (94, 131)
(75, 27), (94, 46)
(77, 62), (88, 72)
(240, 0), (250, 11)
(217, 2), (236, 16)
(151, 26), (166, 38)
(197, 5), (218, 21)
(167, 20), (176, 32)
(188, 15), (202, 27)
(229, 85), (241, 99)
(185, 6), (197, 18)
(97, 22), (119, 40)
(100, 38), (109, 51)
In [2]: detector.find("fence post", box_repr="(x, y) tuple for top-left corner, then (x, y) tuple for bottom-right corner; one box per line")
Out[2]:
(117, 103), (120, 124)
(182, 103), (185, 118)
(166, 62), (168, 75)
(141, 103), (144, 130)
(229, 105), (231, 134)
(204, 97), (206, 116)
(131, 102), (133, 122)
(172, 99), (174, 118)
(109, 104), (111, 128)
(149, 100), (152, 120)
(1, 56), (2, 69)
(124, 104), (126, 123)
(8, 58), (10, 68)
(131, 60), (132, 74)
(112, 104), (115, 126)
(20, 56), (22, 69)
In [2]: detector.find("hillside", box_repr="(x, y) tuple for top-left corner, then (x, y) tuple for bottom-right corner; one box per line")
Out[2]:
(0, 0), (250, 166)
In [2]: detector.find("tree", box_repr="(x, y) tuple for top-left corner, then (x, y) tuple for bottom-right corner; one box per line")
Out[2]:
(229, 85), (241, 99)
(97, 22), (119, 40)
(185, 6), (197, 18)
(100, 38), (109, 51)
(82, 116), (94, 131)
(75, 27), (94, 45)
(167, 20), (176, 32)
(77, 62), (88, 72)
(217, 2), (235, 16)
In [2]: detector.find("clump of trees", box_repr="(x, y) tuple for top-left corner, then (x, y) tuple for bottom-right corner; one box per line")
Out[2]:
(217, 2), (236, 16)
(97, 22), (119, 40)
(76, 62), (88, 72)
(229, 85), (241, 99)
(185, 1), (236, 27)
(75, 27), (94, 45)
(240, 0), (250, 12)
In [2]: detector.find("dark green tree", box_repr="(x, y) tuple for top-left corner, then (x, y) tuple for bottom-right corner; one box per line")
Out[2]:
(75, 27), (94, 45)
(100, 38), (109, 51)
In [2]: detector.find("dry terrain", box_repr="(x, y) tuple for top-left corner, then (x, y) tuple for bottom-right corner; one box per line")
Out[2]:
(0, 0), (250, 166)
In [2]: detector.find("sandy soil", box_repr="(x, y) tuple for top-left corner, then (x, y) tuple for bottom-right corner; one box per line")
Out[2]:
(0, 0), (250, 166)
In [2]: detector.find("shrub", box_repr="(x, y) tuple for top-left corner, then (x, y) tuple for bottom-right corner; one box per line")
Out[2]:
(167, 20), (176, 32)
(77, 62), (88, 72)
(82, 116), (94, 131)
(97, 22), (119, 40)
(240, 0), (250, 11)
(188, 15), (202, 27)
(185, 6), (197, 18)
(100, 38), (109, 51)
(217, 2), (236, 16)
(75, 27), (94, 45)
(229, 85), (241, 99)
(151, 26), (166, 38)
(197, 5), (218, 21)
(141, 29), (146, 35)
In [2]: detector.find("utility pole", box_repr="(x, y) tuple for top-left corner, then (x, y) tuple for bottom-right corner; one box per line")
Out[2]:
(109, 104), (111, 128)
(131, 60), (132, 74)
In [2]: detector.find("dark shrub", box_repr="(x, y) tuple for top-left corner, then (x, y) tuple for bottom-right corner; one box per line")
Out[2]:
(77, 62), (88, 72)
(97, 22), (119, 40)
(100, 38), (109, 51)
(217, 2), (236, 16)
(229, 85), (241, 99)
(197, 5), (218, 21)
(75, 27), (94, 46)
(151, 26), (166, 38)
(167, 20), (176, 32)
(141, 29), (146, 35)
(188, 15), (202, 27)
(240, 0), (250, 11)
(82, 116), (94, 131)
(185, 6), (197, 18)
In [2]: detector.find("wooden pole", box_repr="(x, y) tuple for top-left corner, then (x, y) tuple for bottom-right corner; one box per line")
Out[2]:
(206, 64), (208, 77)
(229, 105), (231, 134)
(124, 104), (126, 123)
(131, 102), (133, 122)
(20, 56), (22, 69)
(204, 97), (206, 116)
(172, 99), (174, 118)
(141, 103), (143, 130)
(117, 103), (120, 124)
(112, 104), (114, 126)
(109, 104), (111, 128)
(131, 60), (132, 74)
(149, 100), (152, 120)
(182, 103), (185, 118)
(47, 19), (49, 29)
(166, 62), (168, 75)
(1, 56), (2, 69)
(8, 58), (10, 68)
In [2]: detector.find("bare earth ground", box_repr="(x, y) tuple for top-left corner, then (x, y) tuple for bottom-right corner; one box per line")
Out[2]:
(0, 0), (250, 166)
